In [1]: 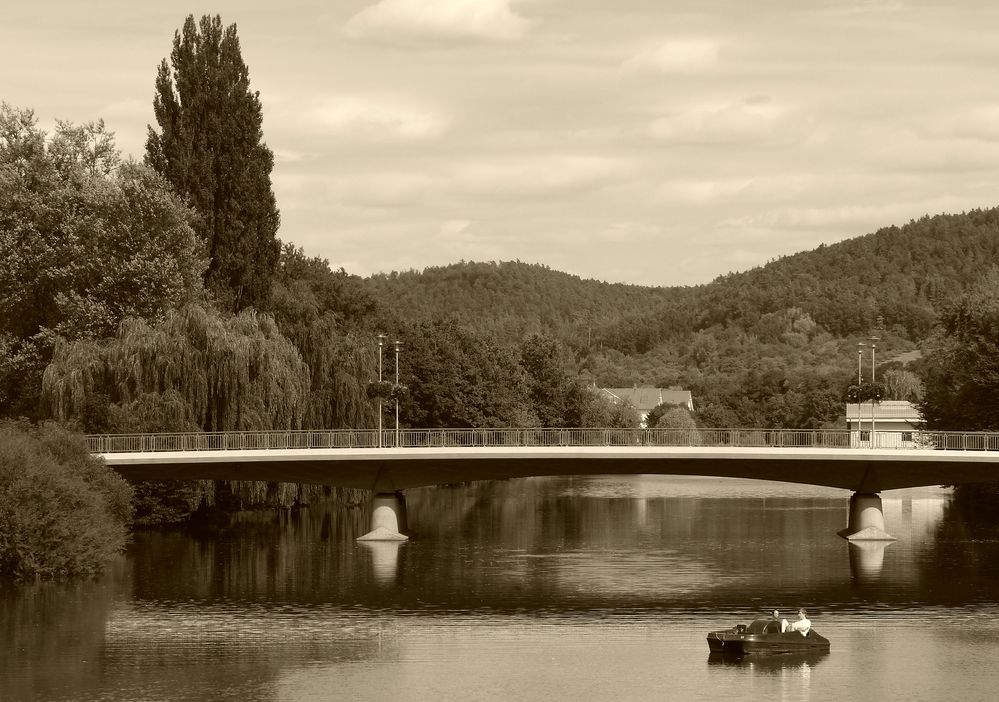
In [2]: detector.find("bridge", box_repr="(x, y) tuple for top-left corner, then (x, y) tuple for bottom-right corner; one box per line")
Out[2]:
(90, 427), (999, 543)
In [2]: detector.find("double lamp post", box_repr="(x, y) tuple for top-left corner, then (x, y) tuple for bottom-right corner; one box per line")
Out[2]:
(376, 335), (403, 448)
(855, 335), (880, 447)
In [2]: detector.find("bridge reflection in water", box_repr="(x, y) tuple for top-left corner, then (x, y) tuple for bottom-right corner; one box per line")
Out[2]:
(89, 427), (999, 542)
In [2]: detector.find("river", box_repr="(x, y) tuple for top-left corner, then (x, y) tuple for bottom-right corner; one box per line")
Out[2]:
(4, 476), (999, 701)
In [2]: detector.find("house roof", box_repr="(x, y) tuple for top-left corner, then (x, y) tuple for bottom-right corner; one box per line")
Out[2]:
(600, 387), (693, 412)
(845, 400), (922, 421)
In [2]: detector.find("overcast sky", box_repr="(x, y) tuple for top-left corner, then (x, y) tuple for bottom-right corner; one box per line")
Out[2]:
(4, 1), (999, 286)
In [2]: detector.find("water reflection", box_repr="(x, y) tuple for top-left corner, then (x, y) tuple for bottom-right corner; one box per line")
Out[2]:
(848, 541), (891, 582)
(359, 540), (404, 586)
(6, 476), (999, 702)
(707, 650), (829, 671)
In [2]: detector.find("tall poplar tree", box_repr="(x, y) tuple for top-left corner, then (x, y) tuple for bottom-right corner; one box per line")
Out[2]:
(146, 14), (280, 312)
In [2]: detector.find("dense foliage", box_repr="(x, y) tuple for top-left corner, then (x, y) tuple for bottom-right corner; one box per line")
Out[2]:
(0, 422), (133, 578)
(0, 104), (206, 419)
(42, 304), (310, 432)
(365, 261), (673, 344)
(146, 14), (280, 312)
(269, 245), (378, 430)
(918, 269), (999, 431)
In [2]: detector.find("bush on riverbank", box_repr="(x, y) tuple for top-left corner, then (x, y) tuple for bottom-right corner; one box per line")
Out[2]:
(0, 421), (134, 578)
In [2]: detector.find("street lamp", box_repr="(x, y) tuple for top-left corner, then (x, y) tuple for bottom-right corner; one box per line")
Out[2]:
(393, 340), (403, 447)
(856, 343), (866, 446)
(868, 335), (880, 448)
(376, 334), (386, 448)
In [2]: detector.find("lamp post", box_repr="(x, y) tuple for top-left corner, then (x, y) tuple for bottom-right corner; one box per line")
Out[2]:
(856, 343), (866, 446)
(376, 334), (386, 448)
(868, 335), (880, 448)
(394, 340), (403, 447)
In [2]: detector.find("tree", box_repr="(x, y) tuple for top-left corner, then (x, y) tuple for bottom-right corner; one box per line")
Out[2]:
(398, 320), (534, 428)
(645, 401), (691, 429)
(880, 368), (923, 402)
(519, 333), (576, 426)
(42, 304), (309, 432)
(918, 269), (999, 430)
(270, 244), (376, 334)
(0, 104), (206, 419)
(651, 406), (697, 430)
(577, 390), (640, 428)
(268, 245), (379, 430)
(146, 14), (280, 311)
(0, 421), (133, 578)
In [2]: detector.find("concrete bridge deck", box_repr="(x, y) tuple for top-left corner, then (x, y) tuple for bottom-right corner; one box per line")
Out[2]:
(89, 427), (999, 493)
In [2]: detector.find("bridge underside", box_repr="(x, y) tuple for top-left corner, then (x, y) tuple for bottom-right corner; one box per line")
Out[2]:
(102, 447), (999, 493)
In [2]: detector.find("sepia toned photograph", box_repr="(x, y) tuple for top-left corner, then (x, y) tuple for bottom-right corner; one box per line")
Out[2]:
(3, 1), (999, 700)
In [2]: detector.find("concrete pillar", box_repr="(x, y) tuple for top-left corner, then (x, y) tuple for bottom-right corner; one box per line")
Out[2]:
(838, 492), (896, 541)
(357, 491), (409, 541)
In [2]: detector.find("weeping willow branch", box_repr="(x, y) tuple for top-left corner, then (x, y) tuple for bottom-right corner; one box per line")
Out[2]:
(294, 316), (378, 430)
(42, 304), (310, 431)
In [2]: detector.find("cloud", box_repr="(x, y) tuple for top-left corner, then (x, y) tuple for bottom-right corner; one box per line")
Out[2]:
(657, 178), (754, 204)
(921, 104), (999, 143)
(328, 171), (444, 208)
(439, 219), (474, 238)
(656, 174), (816, 205)
(455, 155), (635, 198)
(344, 0), (531, 42)
(624, 39), (720, 74)
(648, 96), (792, 145)
(305, 96), (449, 140)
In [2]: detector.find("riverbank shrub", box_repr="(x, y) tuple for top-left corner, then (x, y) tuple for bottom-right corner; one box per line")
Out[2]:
(0, 422), (133, 578)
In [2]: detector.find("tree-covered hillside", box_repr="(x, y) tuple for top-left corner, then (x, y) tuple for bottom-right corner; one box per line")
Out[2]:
(364, 211), (999, 355)
(364, 261), (675, 344)
(362, 209), (999, 429)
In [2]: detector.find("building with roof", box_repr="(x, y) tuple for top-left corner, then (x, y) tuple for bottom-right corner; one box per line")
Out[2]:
(846, 400), (922, 447)
(599, 387), (694, 427)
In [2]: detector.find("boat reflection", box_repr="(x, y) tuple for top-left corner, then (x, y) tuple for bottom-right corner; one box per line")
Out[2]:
(707, 650), (829, 671)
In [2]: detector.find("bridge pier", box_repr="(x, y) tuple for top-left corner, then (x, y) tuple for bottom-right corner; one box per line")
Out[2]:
(838, 492), (896, 541)
(357, 491), (409, 541)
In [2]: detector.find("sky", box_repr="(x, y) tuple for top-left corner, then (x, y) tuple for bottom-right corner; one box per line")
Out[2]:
(4, 0), (999, 287)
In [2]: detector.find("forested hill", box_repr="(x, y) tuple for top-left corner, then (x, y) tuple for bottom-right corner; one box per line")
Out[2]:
(364, 209), (999, 355)
(364, 261), (675, 341)
(359, 209), (999, 429)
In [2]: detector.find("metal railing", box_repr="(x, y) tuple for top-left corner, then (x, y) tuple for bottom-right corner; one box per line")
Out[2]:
(85, 428), (999, 454)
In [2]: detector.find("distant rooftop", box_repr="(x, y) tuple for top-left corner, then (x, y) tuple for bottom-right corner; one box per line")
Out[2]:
(600, 387), (694, 412)
(846, 400), (921, 421)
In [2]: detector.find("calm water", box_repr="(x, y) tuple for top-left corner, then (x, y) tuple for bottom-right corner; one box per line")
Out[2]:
(5, 476), (999, 701)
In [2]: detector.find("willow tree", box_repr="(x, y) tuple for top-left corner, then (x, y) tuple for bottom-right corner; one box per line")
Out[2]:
(145, 15), (280, 312)
(269, 245), (379, 430)
(298, 317), (378, 430)
(42, 304), (309, 431)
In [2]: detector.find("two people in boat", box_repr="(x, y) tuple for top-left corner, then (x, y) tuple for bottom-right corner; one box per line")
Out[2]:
(771, 608), (811, 635)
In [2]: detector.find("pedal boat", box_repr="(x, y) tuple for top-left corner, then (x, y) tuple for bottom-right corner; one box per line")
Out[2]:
(706, 618), (830, 656)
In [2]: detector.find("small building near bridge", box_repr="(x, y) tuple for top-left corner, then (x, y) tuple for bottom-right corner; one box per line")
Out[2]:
(846, 400), (922, 447)
(599, 387), (694, 427)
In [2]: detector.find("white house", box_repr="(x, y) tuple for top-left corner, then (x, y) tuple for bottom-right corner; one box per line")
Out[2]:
(599, 387), (694, 427)
(846, 400), (922, 447)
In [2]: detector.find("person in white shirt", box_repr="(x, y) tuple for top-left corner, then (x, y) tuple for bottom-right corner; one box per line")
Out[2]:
(788, 608), (811, 636)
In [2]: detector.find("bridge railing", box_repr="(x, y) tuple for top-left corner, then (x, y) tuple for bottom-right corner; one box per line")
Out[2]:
(85, 428), (999, 454)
